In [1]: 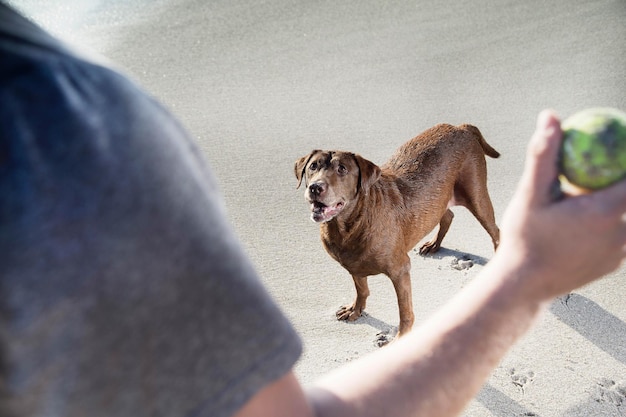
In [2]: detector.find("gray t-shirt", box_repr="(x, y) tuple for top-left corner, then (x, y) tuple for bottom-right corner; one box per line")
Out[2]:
(0, 4), (302, 417)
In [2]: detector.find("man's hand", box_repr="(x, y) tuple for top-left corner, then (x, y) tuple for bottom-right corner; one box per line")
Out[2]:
(498, 109), (626, 300)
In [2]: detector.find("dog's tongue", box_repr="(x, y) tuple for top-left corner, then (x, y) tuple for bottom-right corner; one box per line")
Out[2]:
(311, 202), (343, 222)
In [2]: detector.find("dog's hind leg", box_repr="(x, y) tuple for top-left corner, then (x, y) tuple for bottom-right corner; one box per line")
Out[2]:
(469, 201), (500, 251)
(461, 179), (500, 251)
(336, 275), (369, 322)
(419, 209), (454, 255)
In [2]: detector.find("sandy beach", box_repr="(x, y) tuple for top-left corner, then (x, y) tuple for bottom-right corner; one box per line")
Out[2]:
(10, 0), (626, 415)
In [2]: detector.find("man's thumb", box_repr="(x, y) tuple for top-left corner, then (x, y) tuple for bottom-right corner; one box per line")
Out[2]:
(521, 110), (563, 205)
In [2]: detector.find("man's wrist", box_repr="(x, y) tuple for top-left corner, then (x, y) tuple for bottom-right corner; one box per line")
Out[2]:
(485, 247), (556, 308)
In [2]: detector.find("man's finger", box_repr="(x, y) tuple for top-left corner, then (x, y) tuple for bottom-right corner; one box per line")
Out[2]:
(588, 175), (626, 218)
(520, 110), (563, 206)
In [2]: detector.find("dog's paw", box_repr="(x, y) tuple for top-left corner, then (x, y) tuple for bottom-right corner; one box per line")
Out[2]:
(336, 304), (363, 322)
(418, 240), (441, 255)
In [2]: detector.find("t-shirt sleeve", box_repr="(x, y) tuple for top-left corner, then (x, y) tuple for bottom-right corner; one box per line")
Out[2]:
(0, 7), (302, 417)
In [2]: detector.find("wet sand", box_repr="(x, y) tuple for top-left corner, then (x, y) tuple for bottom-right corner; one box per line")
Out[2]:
(11, 0), (626, 415)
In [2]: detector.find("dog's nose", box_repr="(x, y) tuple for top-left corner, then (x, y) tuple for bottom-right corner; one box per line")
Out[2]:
(309, 182), (326, 196)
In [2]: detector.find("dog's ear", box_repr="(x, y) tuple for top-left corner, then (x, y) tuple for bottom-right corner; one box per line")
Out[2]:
(294, 150), (320, 189)
(353, 153), (381, 194)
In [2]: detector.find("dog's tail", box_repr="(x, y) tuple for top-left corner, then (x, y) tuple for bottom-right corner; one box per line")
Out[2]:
(461, 124), (500, 159)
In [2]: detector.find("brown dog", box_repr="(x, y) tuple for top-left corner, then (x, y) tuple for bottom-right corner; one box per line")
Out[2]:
(294, 123), (500, 341)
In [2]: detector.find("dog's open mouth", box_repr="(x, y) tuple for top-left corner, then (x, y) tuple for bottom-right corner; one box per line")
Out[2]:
(311, 201), (345, 223)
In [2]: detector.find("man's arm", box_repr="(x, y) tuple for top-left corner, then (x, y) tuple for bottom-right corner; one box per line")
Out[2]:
(234, 110), (626, 417)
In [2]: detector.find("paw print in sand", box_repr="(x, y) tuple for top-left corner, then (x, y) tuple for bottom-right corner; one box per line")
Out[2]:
(592, 378), (626, 406)
(451, 256), (474, 271)
(509, 368), (535, 394)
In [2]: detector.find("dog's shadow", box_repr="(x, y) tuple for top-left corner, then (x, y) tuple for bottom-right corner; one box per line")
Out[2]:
(415, 246), (491, 268)
(353, 311), (392, 332)
(341, 311), (398, 347)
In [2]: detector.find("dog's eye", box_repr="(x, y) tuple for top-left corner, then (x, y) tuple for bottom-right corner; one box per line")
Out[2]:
(309, 162), (318, 171)
(337, 164), (348, 175)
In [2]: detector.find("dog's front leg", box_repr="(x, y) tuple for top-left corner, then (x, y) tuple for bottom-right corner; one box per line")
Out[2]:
(336, 275), (369, 322)
(390, 258), (415, 337)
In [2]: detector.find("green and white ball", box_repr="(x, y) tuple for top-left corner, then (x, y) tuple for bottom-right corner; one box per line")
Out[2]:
(559, 107), (626, 192)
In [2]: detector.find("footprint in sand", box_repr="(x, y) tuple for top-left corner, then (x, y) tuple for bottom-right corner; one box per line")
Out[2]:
(374, 328), (398, 347)
(591, 378), (626, 406)
(450, 256), (474, 271)
(509, 368), (536, 394)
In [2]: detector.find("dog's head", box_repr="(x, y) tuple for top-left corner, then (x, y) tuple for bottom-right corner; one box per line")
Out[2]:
(294, 150), (381, 223)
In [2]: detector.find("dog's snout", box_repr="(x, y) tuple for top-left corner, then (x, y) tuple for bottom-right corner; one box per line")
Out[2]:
(309, 182), (326, 196)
